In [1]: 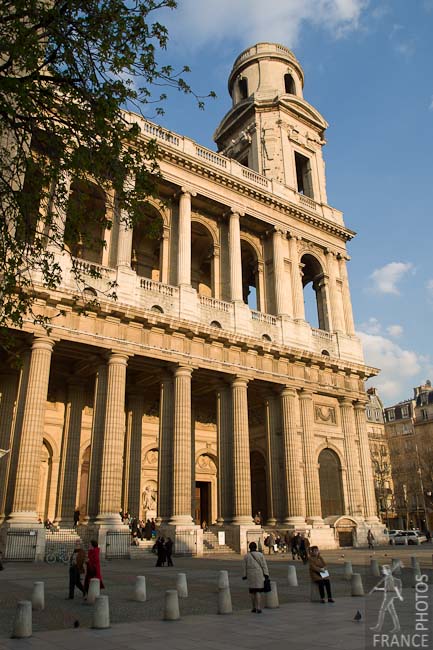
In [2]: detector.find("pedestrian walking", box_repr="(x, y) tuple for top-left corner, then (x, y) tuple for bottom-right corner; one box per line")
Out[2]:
(165, 537), (174, 566)
(67, 541), (85, 599)
(367, 529), (375, 550)
(73, 507), (80, 528)
(309, 545), (334, 603)
(154, 536), (166, 567)
(84, 539), (104, 595)
(299, 533), (310, 564)
(291, 532), (301, 560)
(242, 541), (270, 614)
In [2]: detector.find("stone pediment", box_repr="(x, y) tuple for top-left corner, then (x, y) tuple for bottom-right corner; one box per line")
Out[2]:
(279, 96), (328, 131)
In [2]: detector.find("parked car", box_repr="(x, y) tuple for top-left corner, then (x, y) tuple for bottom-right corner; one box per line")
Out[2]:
(390, 530), (427, 545)
(386, 529), (404, 543)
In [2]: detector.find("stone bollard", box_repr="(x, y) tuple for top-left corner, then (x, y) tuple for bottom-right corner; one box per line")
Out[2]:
(87, 577), (100, 604)
(265, 581), (279, 609)
(176, 573), (188, 598)
(134, 576), (147, 602)
(287, 565), (298, 587)
(411, 556), (419, 570)
(218, 586), (232, 614)
(344, 561), (353, 580)
(218, 570), (229, 590)
(310, 582), (321, 602)
(370, 559), (380, 577)
(31, 582), (44, 611)
(351, 573), (364, 597)
(164, 589), (180, 620)
(92, 595), (110, 629)
(391, 559), (401, 575)
(11, 601), (32, 639)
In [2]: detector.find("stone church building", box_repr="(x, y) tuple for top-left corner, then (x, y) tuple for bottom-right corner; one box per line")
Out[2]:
(0, 43), (383, 557)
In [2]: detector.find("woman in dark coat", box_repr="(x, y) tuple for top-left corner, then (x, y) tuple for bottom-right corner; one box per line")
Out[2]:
(309, 545), (334, 603)
(84, 539), (105, 594)
(155, 536), (166, 567)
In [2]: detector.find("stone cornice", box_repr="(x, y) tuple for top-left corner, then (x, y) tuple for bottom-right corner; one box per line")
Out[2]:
(159, 146), (354, 242)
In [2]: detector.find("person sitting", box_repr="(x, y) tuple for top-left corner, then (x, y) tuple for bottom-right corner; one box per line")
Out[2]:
(309, 545), (334, 603)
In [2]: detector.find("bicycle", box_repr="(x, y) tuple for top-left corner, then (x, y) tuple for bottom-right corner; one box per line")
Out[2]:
(45, 546), (70, 564)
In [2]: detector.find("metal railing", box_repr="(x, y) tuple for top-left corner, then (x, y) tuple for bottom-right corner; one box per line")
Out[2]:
(5, 529), (37, 561)
(105, 530), (131, 559)
(175, 530), (197, 556)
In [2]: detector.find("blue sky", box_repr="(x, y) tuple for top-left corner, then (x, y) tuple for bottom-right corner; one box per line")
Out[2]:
(145, 0), (433, 404)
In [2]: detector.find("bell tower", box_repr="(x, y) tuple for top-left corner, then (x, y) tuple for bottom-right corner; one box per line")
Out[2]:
(214, 42), (329, 204)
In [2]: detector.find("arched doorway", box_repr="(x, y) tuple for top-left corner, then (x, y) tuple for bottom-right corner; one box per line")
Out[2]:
(301, 254), (330, 331)
(37, 441), (53, 521)
(241, 240), (260, 310)
(195, 453), (217, 526)
(250, 450), (268, 522)
(191, 222), (214, 296)
(318, 448), (344, 518)
(131, 205), (163, 280)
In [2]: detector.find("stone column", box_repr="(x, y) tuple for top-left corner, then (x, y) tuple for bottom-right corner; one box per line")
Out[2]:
(338, 255), (355, 335)
(354, 401), (379, 521)
(229, 211), (244, 302)
(116, 176), (135, 269)
(125, 394), (144, 518)
(116, 218), (134, 269)
(313, 274), (333, 331)
(288, 234), (305, 320)
(272, 229), (289, 315)
(160, 226), (170, 284)
(0, 372), (18, 519)
(86, 364), (107, 521)
(55, 380), (85, 526)
(9, 336), (55, 523)
(213, 244), (221, 299)
(47, 171), (71, 252)
(95, 352), (128, 525)
(280, 387), (305, 525)
(298, 390), (322, 523)
(177, 189), (194, 286)
(157, 374), (174, 523)
(169, 366), (193, 525)
(265, 396), (281, 525)
(339, 398), (364, 517)
(231, 376), (252, 525)
(217, 385), (232, 524)
(326, 251), (344, 332)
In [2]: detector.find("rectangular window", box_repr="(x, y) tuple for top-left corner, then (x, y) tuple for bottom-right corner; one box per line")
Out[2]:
(388, 409), (395, 421)
(294, 151), (314, 199)
(401, 405), (409, 418)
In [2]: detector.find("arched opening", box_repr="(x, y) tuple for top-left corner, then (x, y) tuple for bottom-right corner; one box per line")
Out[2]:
(210, 320), (222, 328)
(284, 73), (296, 94)
(131, 204), (163, 280)
(318, 448), (344, 518)
(191, 221), (214, 297)
(64, 180), (106, 264)
(241, 240), (260, 310)
(151, 304), (164, 313)
(78, 446), (90, 519)
(250, 450), (268, 523)
(37, 440), (53, 522)
(301, 254), (330, 331)
(238, 77), (248, 100)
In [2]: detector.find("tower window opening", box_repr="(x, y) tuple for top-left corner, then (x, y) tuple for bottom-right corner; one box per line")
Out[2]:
(295, 152), (314, 199)
(284, 73), (296, 95)
(238, 77), (248, 100)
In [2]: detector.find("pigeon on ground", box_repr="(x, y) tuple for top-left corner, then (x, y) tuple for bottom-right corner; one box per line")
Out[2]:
(73, 620), (80, 628)
(354, 610), (362, 622)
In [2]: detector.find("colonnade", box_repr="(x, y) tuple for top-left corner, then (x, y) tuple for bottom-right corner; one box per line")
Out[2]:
(0, 335), (378, 529)
(48, 177), (354, 333)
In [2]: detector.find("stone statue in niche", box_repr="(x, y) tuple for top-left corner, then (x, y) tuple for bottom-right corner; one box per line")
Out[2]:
(142, 484), (157, 518)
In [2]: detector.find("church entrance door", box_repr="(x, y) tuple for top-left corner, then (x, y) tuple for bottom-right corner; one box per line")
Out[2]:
(195, 481), (210, 526)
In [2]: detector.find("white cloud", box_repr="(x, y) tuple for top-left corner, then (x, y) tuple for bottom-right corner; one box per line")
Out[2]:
(427, 279), (433, 291)
(359, 317), (382, 334)
(386, 324), (403, 338)
(165, 0), (368, 51)
(358, 331), (422, 402)
(369, 261), (413, 295)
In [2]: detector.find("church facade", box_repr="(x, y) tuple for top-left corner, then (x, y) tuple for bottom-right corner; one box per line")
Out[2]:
(0, 43), (383, 556)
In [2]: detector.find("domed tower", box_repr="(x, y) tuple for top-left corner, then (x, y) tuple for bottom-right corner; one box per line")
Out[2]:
(214, 42), (329, 203)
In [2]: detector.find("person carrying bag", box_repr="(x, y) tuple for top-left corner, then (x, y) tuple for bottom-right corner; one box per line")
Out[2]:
(242, 541), (270, 613)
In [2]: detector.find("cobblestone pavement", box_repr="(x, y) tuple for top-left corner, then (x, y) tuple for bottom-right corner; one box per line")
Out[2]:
(0, 545), (431, 647)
